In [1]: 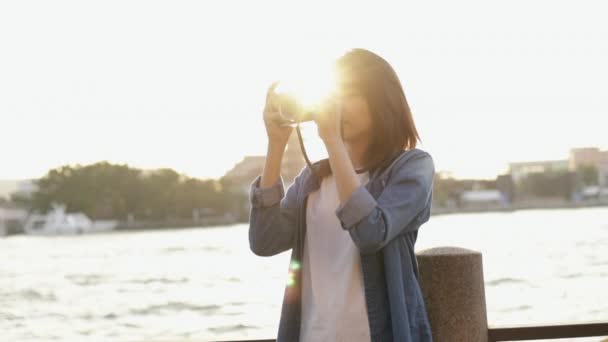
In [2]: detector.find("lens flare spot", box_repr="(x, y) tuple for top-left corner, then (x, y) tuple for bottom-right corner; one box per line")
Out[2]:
(286, 271), (296, 287)
(290, 260), (301, 271)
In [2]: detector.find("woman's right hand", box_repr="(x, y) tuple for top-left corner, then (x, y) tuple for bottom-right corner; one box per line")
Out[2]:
(263, 82), (293, 149)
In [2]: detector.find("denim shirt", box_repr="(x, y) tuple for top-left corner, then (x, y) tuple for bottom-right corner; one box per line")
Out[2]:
(249, 148), (435, 342)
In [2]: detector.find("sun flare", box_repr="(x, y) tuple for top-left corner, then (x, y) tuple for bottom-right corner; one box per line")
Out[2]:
(274, 57), (338, 110)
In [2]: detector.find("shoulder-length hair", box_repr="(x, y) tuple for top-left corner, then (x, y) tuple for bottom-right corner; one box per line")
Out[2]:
(335, 48), (421, 173)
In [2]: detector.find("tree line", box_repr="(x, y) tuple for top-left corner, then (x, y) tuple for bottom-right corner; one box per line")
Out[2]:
(10, 161), (601, 218)
(11, 162), (246, 221)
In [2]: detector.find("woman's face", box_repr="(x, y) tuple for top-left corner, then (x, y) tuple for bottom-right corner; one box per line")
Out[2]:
(339, 87), (374, 144)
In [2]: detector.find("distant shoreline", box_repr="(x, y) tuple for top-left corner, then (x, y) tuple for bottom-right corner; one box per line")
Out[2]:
(116, 200), (608, 231)
(114, 216), (243, 231)
(5, 201), (607, 236)
(431, 199), (608, 216)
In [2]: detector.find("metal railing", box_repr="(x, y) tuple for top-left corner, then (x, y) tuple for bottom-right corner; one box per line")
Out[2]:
(213, 321), (608, 342)
(488, 321), (608, 341)
(211, 247), (608, 342)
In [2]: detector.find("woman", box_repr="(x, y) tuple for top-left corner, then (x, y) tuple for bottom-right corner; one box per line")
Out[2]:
(249, 48), (435, 342)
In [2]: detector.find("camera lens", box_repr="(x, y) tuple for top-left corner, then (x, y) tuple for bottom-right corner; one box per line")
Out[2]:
(277, 95), (299, 123)
(274, 83), (318, 125)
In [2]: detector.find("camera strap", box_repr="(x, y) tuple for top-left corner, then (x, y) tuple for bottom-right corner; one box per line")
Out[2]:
(295, 122), (318, 180)
(295, 122), (370, 183)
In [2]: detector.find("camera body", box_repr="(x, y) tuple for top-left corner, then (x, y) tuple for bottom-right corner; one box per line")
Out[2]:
(275, 93), (317, 126)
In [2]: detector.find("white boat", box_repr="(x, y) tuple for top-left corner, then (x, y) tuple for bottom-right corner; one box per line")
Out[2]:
(0, 206), (28, 236)
(23, 204), (118, 235)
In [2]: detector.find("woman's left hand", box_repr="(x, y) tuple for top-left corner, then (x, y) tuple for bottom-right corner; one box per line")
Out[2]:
(314, 97), (342, 145)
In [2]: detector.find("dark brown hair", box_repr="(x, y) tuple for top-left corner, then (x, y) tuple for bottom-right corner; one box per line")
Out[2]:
(335, 48), (420, 173)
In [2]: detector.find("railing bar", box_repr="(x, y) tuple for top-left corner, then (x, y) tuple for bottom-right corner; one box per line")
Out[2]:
(488, 321), (608, 341)
(214, 340), (275, 342)
(215, 340), (275, 342)
(211, 322), (608, 341)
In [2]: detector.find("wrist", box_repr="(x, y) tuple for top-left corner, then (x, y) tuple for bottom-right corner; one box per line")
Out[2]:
(322, 135), (343, 148)
(262, 144), (284, 188)
(267, 141), (287, 153)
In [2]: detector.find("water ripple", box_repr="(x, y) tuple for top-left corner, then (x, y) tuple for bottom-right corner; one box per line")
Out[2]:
(500, 305), (532, 313)
(127, 277), (189, 285)
(560, 272), (583, 279)
(162, 246), (185, 253)
(7, 289), (57, 302)
(65, 273), (108, 286)
(0, 312), (23, 321)
(207, 324), (260, 333)
(486, 277), (527, 286)
(129, 302), (221, 315)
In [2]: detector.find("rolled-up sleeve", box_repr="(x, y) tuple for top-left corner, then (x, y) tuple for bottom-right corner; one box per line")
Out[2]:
(248, 168), (307, 257)
(249, 175), (285, 208)
(334, 152), (435, 255)
(335, 185), (378, 229)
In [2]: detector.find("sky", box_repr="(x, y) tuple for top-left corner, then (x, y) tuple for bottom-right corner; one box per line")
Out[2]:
(1, 0), (606, 181)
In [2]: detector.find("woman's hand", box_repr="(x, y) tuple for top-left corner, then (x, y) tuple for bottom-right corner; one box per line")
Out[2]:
(314, 97), (342, 145)
(315, 97), (362, 204)
(263, 82), (293, 149)
(260, 82), (293, 188)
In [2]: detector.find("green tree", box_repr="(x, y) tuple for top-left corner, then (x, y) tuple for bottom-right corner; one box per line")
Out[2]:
(21, 161), (245, 223)
(516, 171), (575, 199)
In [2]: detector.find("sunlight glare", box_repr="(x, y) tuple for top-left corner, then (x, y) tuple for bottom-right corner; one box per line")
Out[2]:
(274, 56), (337, 111)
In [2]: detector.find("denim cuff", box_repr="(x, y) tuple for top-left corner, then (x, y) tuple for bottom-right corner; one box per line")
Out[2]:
(335, 185), (377, 230)
(249, 175), (285, 208)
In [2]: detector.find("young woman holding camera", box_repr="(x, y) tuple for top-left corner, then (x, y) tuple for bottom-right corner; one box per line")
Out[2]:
(249, 48), (435, 342)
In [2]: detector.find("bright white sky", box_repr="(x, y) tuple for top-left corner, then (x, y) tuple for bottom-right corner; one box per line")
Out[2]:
(1, 0), (606, 180)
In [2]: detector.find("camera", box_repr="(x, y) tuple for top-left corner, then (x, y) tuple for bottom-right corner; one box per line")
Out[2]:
(274, 92), (317, 127)
(274, 86), (318, 126)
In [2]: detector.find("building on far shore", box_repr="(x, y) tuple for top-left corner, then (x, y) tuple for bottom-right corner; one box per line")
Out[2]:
(459, 189), (509, 210)
(507, 148), (608, 187)
(222, 155), (266, 193)
(508, 159), (569, 184)
(223, 131), (306, 195)
(569, 147), (608, 186)
(502, 147), (608, 204)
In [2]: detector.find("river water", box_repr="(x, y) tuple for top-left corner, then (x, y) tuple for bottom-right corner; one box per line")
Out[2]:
(1, 207), (607, 342)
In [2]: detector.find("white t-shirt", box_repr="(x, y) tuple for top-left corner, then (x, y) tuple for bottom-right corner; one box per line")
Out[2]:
(299, 171), (372, 342)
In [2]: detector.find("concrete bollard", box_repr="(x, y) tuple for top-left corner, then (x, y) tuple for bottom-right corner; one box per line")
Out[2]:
(416, 247), (489, 342)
